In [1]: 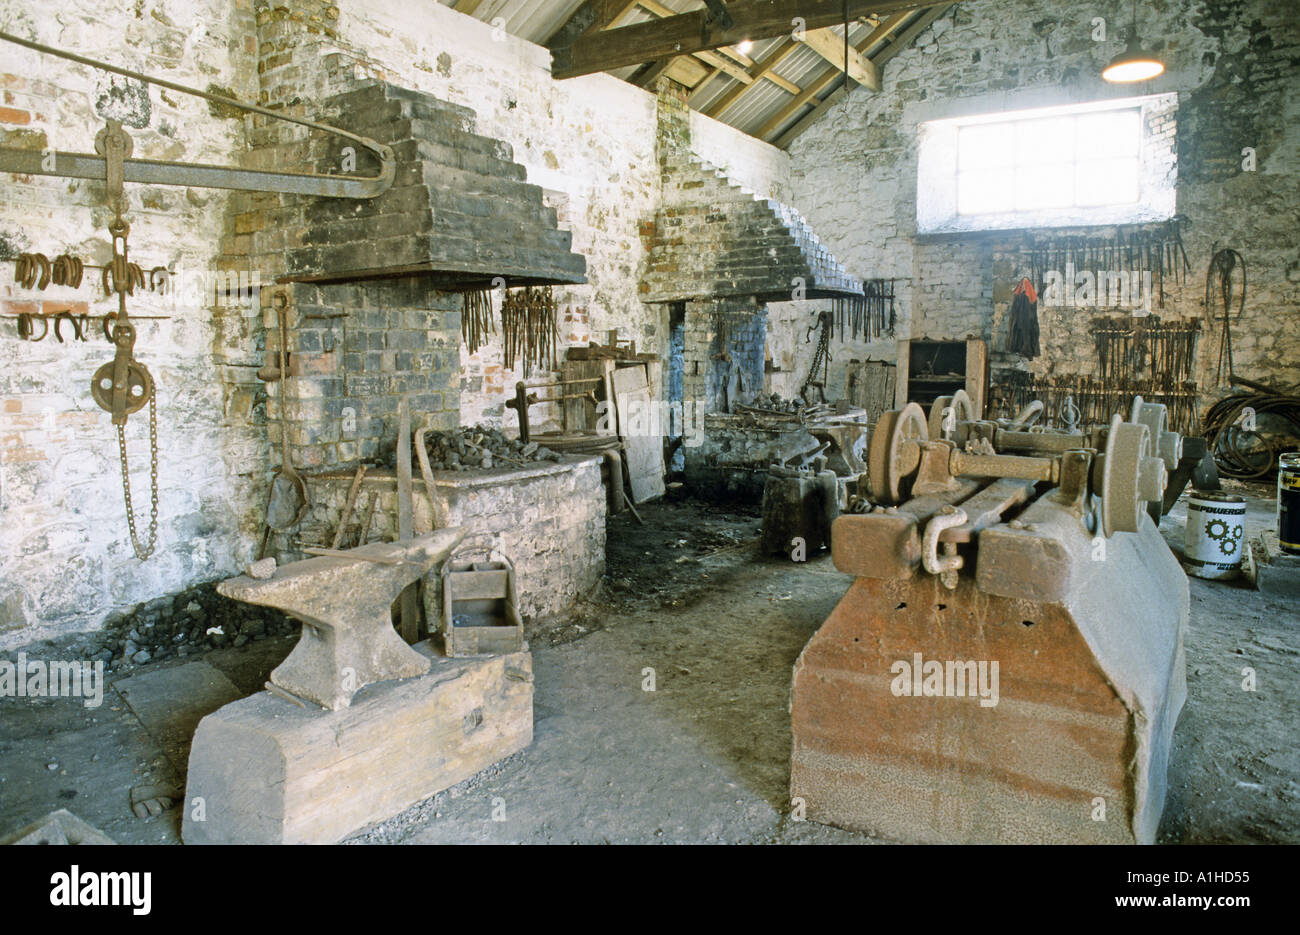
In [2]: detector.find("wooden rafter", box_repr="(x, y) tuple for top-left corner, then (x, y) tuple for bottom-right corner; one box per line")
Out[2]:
(552, 0), (956, 79)
(771, 5), (952, 147)
(799, 25), (880, 89)
(702, 36), (800, 118)
(615, 2), (798, 94)
(755, 9), (912, 141)
(543, 1), (641, 50)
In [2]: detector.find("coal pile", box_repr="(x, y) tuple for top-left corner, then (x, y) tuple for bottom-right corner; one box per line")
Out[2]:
(419, 425), (564, 471)
(751, 394), (808, 414)
(64, 581), (298, 671)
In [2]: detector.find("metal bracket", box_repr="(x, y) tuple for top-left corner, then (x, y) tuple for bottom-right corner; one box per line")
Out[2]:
(0, 31), (395, 201)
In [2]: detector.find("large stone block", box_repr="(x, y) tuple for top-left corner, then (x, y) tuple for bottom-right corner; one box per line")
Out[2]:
(183, 644), (533, 845)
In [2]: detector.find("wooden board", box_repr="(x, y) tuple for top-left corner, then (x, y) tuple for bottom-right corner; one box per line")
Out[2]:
(183, 645), (533, 845)
(965, 337), (989, 420)
(611, 364), (665, 504)
(561, 358), (615, 434)
(848, 360), (896, 426)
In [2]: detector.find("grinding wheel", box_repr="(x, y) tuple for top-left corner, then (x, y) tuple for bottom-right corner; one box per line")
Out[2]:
(867, 403), (928, 504)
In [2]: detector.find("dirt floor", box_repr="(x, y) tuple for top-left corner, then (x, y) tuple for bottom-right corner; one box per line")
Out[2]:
(0, 485), (1296, 844)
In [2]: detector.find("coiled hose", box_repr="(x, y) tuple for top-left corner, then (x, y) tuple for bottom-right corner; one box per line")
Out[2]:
(1201, 391), (1300, 479)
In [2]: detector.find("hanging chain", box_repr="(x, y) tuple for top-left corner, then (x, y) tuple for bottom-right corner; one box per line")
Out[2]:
(801, 310), (833, 403)
(116, 387), (159, 560)
(93, 119), (161, 560)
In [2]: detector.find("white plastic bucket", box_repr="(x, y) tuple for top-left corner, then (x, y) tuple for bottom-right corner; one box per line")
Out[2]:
(1184, 491), (1246, 580)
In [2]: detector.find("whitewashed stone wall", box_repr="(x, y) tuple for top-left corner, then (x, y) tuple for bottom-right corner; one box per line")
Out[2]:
(786, 0), (1299, 405)
(0, 0), (260, 644)
(0, 0), (795, 643)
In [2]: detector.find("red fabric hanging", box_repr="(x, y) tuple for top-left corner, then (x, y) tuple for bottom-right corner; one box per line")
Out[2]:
(1013, 277), (1038, 305)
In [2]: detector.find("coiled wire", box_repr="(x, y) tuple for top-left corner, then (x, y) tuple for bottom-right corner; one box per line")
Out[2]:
(1201, 391), (1300, 479)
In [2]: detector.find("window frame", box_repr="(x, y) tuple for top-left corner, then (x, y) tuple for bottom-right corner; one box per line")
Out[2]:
(916, 93), (1178, 235)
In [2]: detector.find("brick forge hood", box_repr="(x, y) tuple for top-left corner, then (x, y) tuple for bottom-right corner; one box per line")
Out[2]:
(639, 152), (863, 305)
(283, 82), (587, 290)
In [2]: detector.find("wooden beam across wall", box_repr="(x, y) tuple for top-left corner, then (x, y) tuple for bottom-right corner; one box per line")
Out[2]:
(551, 0), (959, 79)
(800, 26), (880, 89)
(770, 5), (951, 147)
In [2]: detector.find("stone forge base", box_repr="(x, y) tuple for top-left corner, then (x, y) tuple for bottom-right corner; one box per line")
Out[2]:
(182, 644), (532, 844)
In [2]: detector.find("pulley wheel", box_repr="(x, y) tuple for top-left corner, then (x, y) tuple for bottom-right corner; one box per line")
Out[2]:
(928, 396), (954, 438)
(1131, 395), (1182, 470)
(91, 359), (154, 417)
(929, 389), (977, 437)
(951, 388), (976, 422)
(1101, 415), (1151, 537)
(868, 402), (928, 504)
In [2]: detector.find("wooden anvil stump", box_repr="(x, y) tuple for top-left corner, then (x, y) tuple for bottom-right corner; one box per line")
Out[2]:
(217, 530), (465, 710)
(183, 644), (534, 844)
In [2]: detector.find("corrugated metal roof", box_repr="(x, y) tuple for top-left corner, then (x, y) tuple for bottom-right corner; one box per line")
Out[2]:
(434, 1), (940, 147)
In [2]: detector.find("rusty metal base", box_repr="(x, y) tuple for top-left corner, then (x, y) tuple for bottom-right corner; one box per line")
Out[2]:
(791, 516), (1187, 844)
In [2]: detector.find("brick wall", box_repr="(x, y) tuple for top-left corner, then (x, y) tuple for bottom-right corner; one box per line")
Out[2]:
(278, 278), (461, 471)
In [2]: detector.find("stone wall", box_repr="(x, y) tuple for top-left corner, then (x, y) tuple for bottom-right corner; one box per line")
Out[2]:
(0, 0), (260, 643)
(0, 0), (792, 643)
(297, 457), (606, 625)
(786, 0), (1300, 413)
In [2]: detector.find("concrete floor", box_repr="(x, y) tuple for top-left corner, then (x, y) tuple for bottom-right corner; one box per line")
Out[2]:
(0, 485), (1296, 844)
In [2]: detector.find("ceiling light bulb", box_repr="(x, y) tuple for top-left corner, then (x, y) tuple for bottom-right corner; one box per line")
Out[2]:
(1102, 37), (1164, 83)
(736, 39), (754, 55)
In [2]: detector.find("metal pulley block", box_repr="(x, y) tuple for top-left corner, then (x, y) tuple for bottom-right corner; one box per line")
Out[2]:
(90, 320), (154, 425)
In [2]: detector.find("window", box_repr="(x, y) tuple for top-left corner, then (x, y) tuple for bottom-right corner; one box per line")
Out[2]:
(917, 94), (1177, 234)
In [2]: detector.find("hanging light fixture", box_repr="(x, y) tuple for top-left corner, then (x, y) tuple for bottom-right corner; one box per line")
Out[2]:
(1103, 0), (1164, 82)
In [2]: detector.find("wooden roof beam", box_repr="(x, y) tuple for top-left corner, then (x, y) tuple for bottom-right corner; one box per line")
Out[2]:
(771, 5), (952, 147)
(801, 26), (880, 89)
(551, 0), (958, 79)
(543, 0), (642, 50)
